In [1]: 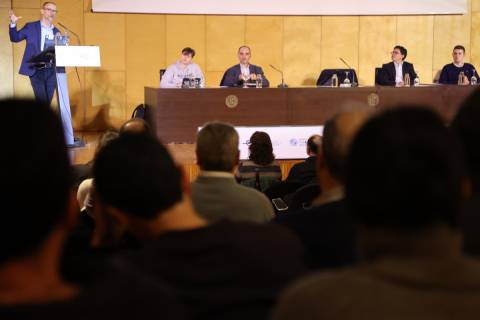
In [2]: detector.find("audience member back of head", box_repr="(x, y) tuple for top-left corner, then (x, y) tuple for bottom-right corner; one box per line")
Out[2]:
(451, 89), (480, 255)
(273, 107), (480, 320)
(93, 134), (306, 320)
(0, 99), (186, 320)
(274, 110), (369, 270)
(192, 122), (274, 223)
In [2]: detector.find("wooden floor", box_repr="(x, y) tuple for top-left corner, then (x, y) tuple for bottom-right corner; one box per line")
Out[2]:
(69, 131), (303, 182)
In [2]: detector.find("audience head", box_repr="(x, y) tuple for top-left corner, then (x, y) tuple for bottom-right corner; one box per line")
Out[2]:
(392, 45), (407, 62)
(346, 107), (465, 232)
(94, 129), (119, 158)
(453, 45), (466, 64)
(451, 89), (480, 193)
(0, 99), (71, 265)
(120, 118), (153, 137)
(248, 131), (275, 166)
(306, 134), (321, 157)
(94, 134), (182, 221)
(321, 110), (369, 183)
(196, 122), (239, 172)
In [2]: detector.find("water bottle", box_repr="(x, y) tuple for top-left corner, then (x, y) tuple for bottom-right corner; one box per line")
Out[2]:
(471, 70), (477, 85)
(331, 74), (338, 87)
(256, 74), (263, 88)
(458, 71), (465, 85)
(404, 73), (411, 87)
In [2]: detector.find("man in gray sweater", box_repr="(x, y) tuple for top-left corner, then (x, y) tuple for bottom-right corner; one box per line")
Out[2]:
(191, 122), (274, 223)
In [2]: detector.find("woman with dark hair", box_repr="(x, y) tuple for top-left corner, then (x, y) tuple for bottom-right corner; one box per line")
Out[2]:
(236, 131), (282, 191)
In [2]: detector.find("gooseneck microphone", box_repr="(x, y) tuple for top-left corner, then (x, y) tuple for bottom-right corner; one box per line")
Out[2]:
(269, 64), (288, 88)
(58, 22), (81, 45)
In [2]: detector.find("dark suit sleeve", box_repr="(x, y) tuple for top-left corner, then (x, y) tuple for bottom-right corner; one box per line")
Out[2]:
(256, 66), (270, 87)
(378, 64), (395, 86)
(9, 22), (29, 43)
(409, 63), (418, 82)
(221, 67), (241, 87)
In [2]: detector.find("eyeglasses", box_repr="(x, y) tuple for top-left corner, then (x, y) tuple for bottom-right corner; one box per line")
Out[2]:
(43, 7), (58, 13)
(391, 51), (401, 55)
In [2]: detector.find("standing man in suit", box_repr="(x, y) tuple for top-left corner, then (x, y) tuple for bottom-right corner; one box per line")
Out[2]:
(378, 45), (418, 87)
(220, 46), (270, 87)
(9, 2), (62, 105)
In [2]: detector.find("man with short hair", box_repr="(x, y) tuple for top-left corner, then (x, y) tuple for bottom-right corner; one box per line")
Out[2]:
(192, 122), (274, 223)
(285, 134), (321, 186)
(378, 45), (418, 86)
(93, 133), (305, 320)
(274, 107), (480, 320)
(9, 2), (64, 105)
(275, 110), (369, 269)
(0, 99), (186, 320)
(220, 45), (270, 87)
(439, 45), (478, 85)
(160, 47), (205, 88)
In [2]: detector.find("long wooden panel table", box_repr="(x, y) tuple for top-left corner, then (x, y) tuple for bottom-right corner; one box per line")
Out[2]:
(145, 85), (477, 143)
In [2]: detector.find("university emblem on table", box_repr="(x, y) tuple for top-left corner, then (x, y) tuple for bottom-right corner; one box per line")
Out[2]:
(367, 93), (380, 107)
(225, 95), (239, 109)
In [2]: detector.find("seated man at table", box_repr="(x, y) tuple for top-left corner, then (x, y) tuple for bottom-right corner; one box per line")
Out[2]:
(160, 47), (205, 88)
(220, 46), (270, 87)
(439, 45), (478, 85)
(378, 45), (418, 87)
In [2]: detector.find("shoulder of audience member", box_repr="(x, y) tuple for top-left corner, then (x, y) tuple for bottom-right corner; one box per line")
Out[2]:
(224, 221), (305, 258)
(272, 268), (357, 320)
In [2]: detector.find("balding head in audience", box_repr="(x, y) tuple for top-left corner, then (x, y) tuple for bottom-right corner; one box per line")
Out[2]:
(316, 109), (369, 199)
(196, 122), (239, 172)
(120, 118), (153, 137)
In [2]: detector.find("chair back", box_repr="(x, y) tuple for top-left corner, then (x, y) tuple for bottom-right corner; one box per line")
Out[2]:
(317, 69), (357, 86)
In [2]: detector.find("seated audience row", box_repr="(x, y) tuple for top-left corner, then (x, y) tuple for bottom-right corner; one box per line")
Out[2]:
(274, 105), (480, 320)
(4, 86), (480, 320)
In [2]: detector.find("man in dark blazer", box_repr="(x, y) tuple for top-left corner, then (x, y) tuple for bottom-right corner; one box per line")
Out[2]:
(378, 45), (418, 86)
(9, 2), (63, 105)
(220, 46), (270, 87)
(285, 134), (321, 186)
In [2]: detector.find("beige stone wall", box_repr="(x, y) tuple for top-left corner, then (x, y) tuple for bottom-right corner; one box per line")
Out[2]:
(1, 0), (479, 129)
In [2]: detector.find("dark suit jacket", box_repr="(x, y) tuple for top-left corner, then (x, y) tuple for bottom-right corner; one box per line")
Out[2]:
(378, 61), (417, 86)
(220, 64), (270, 87)
(286, 156), (317, 186)
(274, 199), (358, 270)
(9, 20), (62, 76)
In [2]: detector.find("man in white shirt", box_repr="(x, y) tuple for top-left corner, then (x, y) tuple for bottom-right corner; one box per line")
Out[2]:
(378, 45), (418, 87)
(160, 47), (205, 88)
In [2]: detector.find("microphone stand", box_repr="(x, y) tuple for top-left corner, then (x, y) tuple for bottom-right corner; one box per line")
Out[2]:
(339, 57), (357, 87)
(57, 22), (85, 146)
(269, 64), (288, 88)
(58, 22), (81, 45)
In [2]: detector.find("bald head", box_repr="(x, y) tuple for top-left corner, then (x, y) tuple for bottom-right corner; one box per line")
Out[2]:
(322, 110), (370, 181)
(120, 118), (152, 137)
